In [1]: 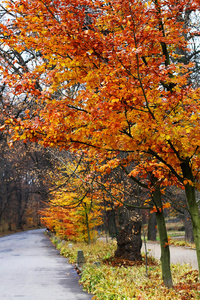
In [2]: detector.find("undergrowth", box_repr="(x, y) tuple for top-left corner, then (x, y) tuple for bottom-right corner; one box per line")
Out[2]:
(50, 236), (200, 300)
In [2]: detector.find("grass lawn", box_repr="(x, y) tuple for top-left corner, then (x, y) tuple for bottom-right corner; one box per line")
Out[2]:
(51, 236), (200, 300)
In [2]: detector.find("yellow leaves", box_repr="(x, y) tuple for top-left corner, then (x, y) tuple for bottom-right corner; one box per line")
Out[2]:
(99, 158), (120, 173)
(3, 0), (200, 203)
(60, 62), (66, 67)
(39, 153), (104, 242)
(190, 114), (197, 121)
(111, 98), (119, 103)
(185, 127), (191, 134)
(144, 1), (153, 8)
(5, 118), (13, 124)
(88, 49), (94, 55)
(183, 179), (194, 186)
(17, 5), (24, 12)
(31, 17), (39, 23)
(127, 20), (131, 27)
(14, 126), (20, 131)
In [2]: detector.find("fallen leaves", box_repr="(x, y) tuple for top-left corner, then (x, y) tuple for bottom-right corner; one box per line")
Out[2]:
(52, 238), (200, 300)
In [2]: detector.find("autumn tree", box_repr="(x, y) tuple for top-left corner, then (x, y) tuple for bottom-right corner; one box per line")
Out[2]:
(97, 158), (144, 261)
(1, 0), (200, 287)
(40, 151), (103, 243)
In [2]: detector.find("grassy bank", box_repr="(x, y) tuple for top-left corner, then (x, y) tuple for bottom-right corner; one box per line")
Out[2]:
(50, 236), (200, 300)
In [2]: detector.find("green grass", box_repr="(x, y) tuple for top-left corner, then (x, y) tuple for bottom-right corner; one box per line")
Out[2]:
(51, 236), (200, 300)
(167, 231), (185, 237)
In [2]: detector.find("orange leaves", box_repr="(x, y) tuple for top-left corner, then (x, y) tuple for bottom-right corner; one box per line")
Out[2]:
(162, 202), (171, 210)
(164, 240), (170, 248)
(150, 202), (171, 213)
(39, 153), (104, 242)
(98, 158), (120, 173)
(183, 179), (194, 187)
(2, 0), (200, 191)
(40, 192), (103, 242)
(0, 125), (6, 131)
(150, 206), (157, 213)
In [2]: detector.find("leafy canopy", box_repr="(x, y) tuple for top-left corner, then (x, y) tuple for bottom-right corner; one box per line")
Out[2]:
(2, 0), (200, 188)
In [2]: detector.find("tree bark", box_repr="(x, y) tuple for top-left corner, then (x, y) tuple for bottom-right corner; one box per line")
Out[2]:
(106, 207), (118, 238)
(152, 182), (173, 288)
(115, 206), (142, 261)
(184, 209), (194, 243)
(148, 211), (157, 241)
(181, 162), (200, 276)
(85, 211), (91, 245)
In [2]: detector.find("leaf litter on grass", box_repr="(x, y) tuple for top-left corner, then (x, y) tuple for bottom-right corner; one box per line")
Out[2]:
(53, 238), (200, 299)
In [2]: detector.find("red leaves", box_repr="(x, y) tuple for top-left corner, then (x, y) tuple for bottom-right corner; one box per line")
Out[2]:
(2, 0), (200, 192)
(0, 125), (6, 131)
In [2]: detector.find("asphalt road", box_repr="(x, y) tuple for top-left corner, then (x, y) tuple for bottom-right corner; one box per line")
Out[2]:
(0, 229), (92, 300)
(142, 241), (198, 270)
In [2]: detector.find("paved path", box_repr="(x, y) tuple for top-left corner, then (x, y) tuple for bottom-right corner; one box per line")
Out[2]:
(142, 241), (198, 270)
(99, 236), (198, 269)
(0, 229), (92, 300)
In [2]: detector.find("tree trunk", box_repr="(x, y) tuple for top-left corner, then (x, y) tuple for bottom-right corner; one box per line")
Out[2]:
(115, 206), (142, 261)
(184, 209), (194, 243)
(16, 189), (23, 230)
(152, 183), (173, 288)
(85, 211), (91, 245)
(106, 207), (118, 238)
(148, 211), (157, 241)
(181, 162), (200, 276)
